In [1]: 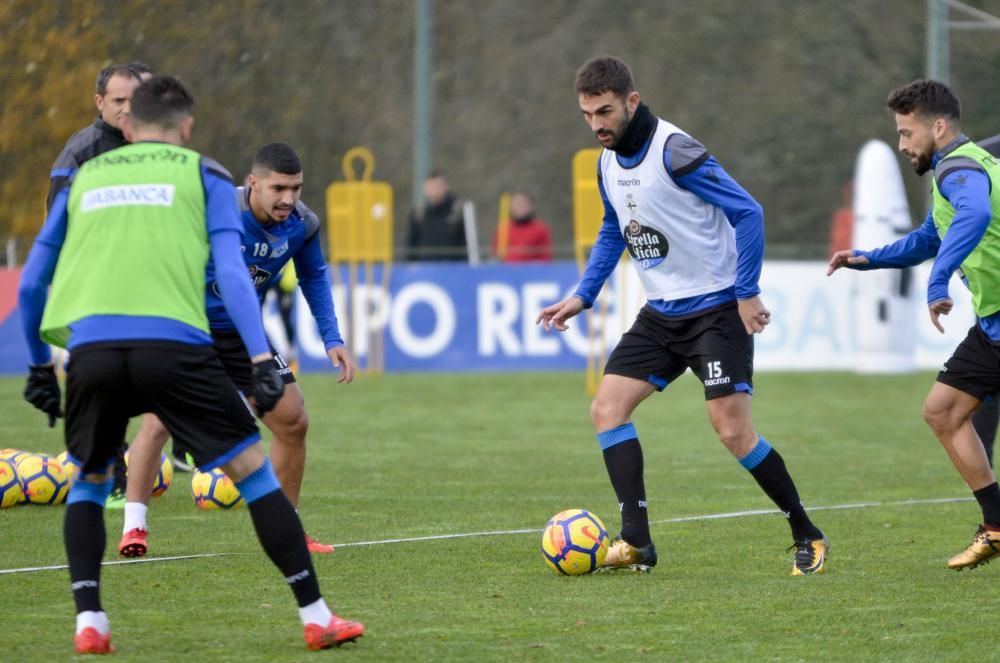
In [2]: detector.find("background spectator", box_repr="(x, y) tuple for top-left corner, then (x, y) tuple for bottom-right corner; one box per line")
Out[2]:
(492, 192), (553, 263)
(405, 172), (466, 261)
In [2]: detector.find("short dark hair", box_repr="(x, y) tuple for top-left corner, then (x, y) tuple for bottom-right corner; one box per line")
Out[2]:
(252, 142), (302, 175)
(128, 75), (194, 128)
(575, 56), (635, 98)
(887, 79), (961, 122)
(128, 61), (153, 77)
(95, 63), (141, 95)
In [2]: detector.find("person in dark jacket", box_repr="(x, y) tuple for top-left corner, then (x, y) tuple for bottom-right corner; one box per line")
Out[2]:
(405, 172), (467, 261)
(47, 62), (151, 208)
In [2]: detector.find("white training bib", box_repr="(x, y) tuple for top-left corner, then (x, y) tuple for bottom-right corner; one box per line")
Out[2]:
(599, 119), (737, 301)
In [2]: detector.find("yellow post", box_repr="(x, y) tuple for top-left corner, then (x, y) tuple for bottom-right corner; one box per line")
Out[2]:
(326, 147), (394, 374)
(572, 148), (611, 395)
(496, 192), (511, 261)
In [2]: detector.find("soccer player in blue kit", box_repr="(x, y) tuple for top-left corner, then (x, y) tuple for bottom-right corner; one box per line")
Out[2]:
(120, 142), (353, 558)
(537, 57), (828, 575)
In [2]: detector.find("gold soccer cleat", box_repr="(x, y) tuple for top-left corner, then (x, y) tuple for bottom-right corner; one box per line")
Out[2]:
(947, 526), (1000, 571)
(597, 535), (657, 572)
(790, 534), (829, 576)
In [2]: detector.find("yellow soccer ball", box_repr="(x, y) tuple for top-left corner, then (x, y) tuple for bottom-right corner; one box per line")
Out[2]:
(0, 458), (23, 508)
(541, 509), (609, 575)
(151, 453), (174, 497)
(56, 451), (81, 486)
(16, 454), (70, 505)
(191, 467), (243, 510)
(0, 448), (29, 465)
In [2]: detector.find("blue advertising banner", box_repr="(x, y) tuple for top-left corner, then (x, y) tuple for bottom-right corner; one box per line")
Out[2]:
(291, 262), (593, 373)
(0, 261), (970, 375)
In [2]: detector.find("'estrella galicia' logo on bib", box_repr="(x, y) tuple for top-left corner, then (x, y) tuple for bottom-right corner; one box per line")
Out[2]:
(623, 220), (668, 269)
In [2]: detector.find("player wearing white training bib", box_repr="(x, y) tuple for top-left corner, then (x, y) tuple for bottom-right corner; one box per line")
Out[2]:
(538, 56), (828, 576)
(598, 118), (737, 300)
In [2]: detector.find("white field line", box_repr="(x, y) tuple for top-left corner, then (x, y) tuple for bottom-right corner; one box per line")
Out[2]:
(0, 496), (973, 575)
(0, 552), (242, 575)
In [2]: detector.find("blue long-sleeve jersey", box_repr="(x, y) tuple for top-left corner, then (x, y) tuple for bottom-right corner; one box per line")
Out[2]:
(204, 189), (343, 351)
(852, 139), (999, 338)
(575, 133), (764, 317)
(19, 161), (269, 365)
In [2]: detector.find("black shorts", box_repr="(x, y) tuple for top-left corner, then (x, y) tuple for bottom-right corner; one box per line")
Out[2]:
(65, 342), (259, 474)
(936, 324), (1000, 401)
(604, 302), (754, 400)
(211, 330), (296, 395)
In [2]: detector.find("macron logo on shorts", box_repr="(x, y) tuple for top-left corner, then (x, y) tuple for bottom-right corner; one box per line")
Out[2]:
(81, 184), (175, 212)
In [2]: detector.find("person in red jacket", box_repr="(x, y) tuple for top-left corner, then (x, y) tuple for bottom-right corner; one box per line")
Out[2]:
(492, 192), (553, 262)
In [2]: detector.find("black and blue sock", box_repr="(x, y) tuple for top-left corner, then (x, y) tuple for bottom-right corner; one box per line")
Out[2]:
(740, 437), (822, 541)
(973, 482), (1000, 528)
(236, 459), (321, 607)
(64, 478), (114, 615)
(598, 423), (651, 548)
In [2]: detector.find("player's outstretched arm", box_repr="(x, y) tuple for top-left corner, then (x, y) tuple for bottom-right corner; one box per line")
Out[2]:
(826, 250), (869, 275)
(536, 295), (585, 333)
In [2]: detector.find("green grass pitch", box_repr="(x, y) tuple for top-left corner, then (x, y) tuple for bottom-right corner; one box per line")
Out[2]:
(0, 371), (992, 661)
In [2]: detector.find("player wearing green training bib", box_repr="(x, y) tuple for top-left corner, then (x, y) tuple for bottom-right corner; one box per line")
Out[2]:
(829, 79), (1000, 572)
(18, 75), (363, 655)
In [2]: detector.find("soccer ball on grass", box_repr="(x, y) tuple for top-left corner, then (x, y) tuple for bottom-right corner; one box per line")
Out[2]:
(55, 451), (81, 486)
(0, 448), (29, 465)
(16, 454), (70, 505)
(541, 509), (609, 575)
(0, 458), (23, 508)
(191, 467), (243, 510)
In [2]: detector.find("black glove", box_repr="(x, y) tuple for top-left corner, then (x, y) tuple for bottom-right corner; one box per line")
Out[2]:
(251, 360), (284, 416)
(24, 364), (63, 428)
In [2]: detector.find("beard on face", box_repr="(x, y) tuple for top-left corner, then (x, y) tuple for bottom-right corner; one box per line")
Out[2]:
(911, 150), (933, 176)
(595, 106), (632, 150)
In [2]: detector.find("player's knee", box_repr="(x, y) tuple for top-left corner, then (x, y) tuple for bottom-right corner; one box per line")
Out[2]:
(922, 398), (955, 433)
(714, 423), (750, 451)
(223, 444), (267, 482)
(288, 409), (309, 440)
(270, 406), (309, 442)
(138, 415), (171, 448)
(590, 395), (626, 430)
(151, 422), (171, 446)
